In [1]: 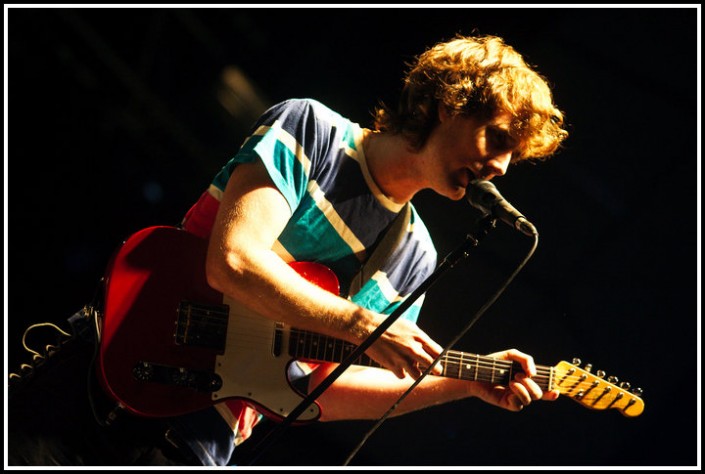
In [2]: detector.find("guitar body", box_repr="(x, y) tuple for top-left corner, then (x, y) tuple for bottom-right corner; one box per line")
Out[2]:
(98, 226), (337, 421)
(98, 226), (645, 421)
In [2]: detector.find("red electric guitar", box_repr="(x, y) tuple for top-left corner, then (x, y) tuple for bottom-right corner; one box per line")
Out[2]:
(96, 226), (645, 422)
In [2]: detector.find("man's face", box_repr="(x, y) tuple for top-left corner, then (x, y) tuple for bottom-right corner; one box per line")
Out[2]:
(423, 109), (518, 201)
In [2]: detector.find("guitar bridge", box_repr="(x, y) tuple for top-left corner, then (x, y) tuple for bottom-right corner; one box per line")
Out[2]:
(132, 361), (223, 392)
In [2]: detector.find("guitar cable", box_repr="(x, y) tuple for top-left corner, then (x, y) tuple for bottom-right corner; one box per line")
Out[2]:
(71, 280), (129, 428)
(7, 271), (121, 429)
(75, 303), (120, 428)
(341, 232), (539, 466)
(7, 321), (73, 388)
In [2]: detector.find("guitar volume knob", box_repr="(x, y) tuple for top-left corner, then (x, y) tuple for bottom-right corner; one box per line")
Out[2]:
(133, 361), (154, 381)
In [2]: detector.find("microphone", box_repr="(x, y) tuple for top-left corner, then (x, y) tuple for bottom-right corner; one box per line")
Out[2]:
(466, 179), (538, 236)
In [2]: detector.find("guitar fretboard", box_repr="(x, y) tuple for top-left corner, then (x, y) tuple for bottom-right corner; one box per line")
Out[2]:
(287, 328), (554, 389)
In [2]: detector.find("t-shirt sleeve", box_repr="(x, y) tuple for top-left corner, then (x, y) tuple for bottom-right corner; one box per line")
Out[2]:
(212, 99), (326, 213)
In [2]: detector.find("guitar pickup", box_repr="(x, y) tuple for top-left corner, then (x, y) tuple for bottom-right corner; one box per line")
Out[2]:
(132, 361), (223, 392)
(174, 301), (229, 352)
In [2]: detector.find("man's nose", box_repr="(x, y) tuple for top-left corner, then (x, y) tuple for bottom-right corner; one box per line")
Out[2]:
(481, 152), (511, 180)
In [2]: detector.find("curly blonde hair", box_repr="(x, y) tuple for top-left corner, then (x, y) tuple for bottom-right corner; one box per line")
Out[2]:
(374, 35), (568, 161)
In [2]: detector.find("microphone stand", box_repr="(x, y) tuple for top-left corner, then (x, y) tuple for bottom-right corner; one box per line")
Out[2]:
(247, 214), (498, 465)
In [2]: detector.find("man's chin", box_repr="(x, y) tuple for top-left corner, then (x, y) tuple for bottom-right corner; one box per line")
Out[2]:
(446, 185), (466, 201)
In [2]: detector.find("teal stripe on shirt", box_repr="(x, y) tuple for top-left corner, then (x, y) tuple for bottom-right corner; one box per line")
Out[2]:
(351, 280), (420, 324)
(277, 192), (364, 292)
(278, 192), (353, 260)
(212, 134), (309, 212)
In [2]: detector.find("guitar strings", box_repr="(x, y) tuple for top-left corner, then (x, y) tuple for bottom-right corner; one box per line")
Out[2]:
(283, 339), (624, 396)
(203, 340), (602, 393)
(180, 309), (638, 400)
(180, 307), (571, 385)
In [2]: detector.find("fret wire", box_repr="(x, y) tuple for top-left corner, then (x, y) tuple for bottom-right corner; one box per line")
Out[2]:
(309, 332), (315, 360)
(300, 332), (307, 359)
(331, 336), (339, 362)
(321, 336), (327, 362)
(317, 333), (324, 361)
(314, 332), (318, 360)
(475, 354), (480, 382)
(305, 332), (311, 360)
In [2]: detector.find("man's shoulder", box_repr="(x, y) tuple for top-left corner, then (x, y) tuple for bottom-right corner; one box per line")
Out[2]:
(269, 97), (328, 114)
(268, 98), (349, 126)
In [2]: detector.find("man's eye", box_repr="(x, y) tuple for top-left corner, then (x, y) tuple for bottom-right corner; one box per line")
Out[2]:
(488, 128), (517, 152)
(489, 129), (508, 149)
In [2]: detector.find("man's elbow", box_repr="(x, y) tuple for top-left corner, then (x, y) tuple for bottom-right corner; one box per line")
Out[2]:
(205, 249), (247, 294)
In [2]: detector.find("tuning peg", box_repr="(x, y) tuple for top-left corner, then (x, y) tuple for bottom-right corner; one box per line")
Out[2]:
(596, 370), (606, 378)
(632, 387), (644, 396)
(607, 375), (619, 384)
(572, 358), (581, 366)
(619, 381), (631, 390)
(584, 363), (593, 373)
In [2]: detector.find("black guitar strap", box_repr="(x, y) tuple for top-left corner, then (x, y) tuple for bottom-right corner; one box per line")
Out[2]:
(347, 202), (411, 297)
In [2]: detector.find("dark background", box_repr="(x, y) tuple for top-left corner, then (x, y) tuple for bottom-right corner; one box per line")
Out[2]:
(5, 6), (699, 468)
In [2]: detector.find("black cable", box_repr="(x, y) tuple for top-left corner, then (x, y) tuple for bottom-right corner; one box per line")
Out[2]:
(342, 232), (539, 465)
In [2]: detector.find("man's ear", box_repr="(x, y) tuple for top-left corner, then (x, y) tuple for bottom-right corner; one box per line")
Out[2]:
(438, 103), (450, 123)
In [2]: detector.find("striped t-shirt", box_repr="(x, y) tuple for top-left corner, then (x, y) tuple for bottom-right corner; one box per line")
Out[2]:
(180, 98), (438, 464)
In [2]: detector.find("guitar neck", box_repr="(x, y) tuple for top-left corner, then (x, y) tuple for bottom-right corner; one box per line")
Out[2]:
(287, 328), (554, 390)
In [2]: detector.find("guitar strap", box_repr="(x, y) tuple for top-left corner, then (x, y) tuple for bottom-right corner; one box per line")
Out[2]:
(347, 202), (411, 297)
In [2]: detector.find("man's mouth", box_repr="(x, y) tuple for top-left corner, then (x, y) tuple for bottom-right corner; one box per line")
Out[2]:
(464, 168), (477, 187)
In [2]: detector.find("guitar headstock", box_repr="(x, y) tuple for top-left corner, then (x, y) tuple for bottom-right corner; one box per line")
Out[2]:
(553, 359), (644, 417)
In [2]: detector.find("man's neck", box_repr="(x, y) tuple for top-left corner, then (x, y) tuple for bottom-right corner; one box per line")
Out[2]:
(363, 130), (425, 205)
